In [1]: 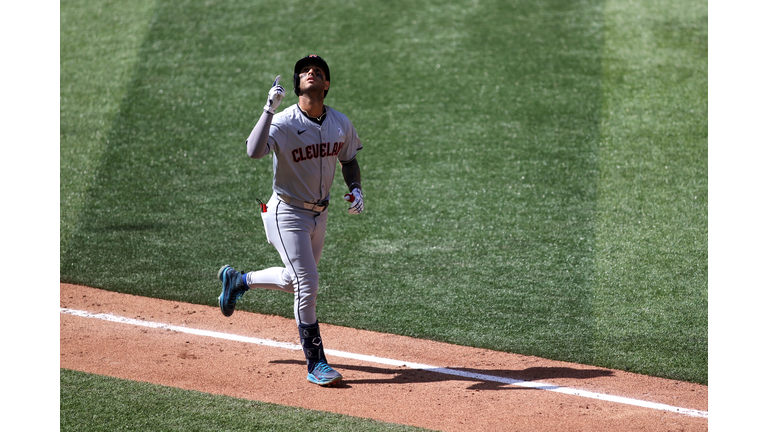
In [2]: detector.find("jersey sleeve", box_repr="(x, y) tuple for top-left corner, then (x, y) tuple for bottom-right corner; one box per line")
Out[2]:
(267, 117), (288, 155)
(338, 121), (362, 163)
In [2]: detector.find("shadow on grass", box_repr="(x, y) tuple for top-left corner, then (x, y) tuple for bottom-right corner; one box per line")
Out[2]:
(270, 360), (613, 390)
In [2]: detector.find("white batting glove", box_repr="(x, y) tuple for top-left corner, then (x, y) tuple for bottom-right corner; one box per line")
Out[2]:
(344, 188), (364, 215)
(263, 75), (285, 114)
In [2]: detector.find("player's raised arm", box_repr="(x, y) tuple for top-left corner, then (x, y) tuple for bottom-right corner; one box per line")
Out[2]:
(246, 76), (284, 159)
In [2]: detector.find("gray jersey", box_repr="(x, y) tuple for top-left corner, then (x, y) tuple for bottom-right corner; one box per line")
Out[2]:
(266, 104), (362, 204)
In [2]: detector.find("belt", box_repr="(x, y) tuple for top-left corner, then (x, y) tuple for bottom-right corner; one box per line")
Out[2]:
(278, 194), (329, 212)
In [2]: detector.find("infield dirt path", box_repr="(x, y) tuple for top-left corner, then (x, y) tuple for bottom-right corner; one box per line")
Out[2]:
(60, 283), (707, 431)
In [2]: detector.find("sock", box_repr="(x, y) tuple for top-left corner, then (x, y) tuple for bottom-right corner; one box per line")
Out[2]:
(241, 273), (249, 289)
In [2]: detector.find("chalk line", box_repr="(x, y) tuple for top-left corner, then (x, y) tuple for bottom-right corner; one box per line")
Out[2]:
(60, 307), (707, 418)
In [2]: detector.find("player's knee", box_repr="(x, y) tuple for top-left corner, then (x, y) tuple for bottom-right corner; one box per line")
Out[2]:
(281, 268), (295, 286)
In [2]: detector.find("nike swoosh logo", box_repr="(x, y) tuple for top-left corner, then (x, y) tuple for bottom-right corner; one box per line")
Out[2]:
(298, 129), (307, 135)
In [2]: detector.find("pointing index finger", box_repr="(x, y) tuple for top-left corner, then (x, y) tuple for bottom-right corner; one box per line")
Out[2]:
(272, 75), (281, 87)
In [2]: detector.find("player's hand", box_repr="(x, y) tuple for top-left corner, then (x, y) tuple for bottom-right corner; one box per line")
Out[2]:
(344, 188), (364, 215)
(263, 75), (285, 114)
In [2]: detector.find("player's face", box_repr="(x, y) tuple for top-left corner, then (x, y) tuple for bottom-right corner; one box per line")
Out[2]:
(299, 64), (330, 95)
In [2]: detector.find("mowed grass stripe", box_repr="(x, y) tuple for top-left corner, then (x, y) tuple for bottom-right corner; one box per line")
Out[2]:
(60, 0), (158, 255)
(593, 0), (707, 383)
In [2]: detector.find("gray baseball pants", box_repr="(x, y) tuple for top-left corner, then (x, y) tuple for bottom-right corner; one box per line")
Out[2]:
(244, 192), (327, 326)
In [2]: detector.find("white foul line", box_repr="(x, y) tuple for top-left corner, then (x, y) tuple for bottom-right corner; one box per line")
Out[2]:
(60, 308), (707, 419)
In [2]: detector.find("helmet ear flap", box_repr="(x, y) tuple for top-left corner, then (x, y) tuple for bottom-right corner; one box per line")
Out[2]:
(293, 72), (301, 97)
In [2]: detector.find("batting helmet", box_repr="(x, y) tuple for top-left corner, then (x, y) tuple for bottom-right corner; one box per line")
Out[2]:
(293, 55), (331, 97)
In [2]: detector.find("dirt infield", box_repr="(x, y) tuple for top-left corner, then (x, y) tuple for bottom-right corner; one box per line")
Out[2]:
(60, 283), (707, 431)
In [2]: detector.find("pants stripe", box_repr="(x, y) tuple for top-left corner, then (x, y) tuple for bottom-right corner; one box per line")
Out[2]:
(274, 200), (306, 326)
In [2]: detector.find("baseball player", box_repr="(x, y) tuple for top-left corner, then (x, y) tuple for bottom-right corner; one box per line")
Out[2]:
(217, 55), (363, 386)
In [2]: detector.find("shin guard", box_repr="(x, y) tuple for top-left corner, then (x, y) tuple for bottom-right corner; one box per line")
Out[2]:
(298, 321), (327, 373)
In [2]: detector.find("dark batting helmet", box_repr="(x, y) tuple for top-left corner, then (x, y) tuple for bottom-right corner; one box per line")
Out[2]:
(293, 55), (331, 97)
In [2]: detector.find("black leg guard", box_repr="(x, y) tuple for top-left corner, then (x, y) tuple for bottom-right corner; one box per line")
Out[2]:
(298, 321), (327, 373)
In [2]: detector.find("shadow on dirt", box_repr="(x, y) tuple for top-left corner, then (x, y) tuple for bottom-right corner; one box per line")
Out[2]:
(270, 360), (614, 390)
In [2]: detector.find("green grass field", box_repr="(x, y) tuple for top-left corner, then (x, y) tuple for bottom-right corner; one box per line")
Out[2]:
(61, 0), (706, 427)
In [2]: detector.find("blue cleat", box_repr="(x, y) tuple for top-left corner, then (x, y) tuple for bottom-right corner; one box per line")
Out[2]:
(307, 361), (343, 386)
(217, 265), (248, 317)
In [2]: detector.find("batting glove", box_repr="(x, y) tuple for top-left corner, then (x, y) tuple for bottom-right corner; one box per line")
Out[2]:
(344, 188), (364, 215)
(263, 75), (285, 115)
